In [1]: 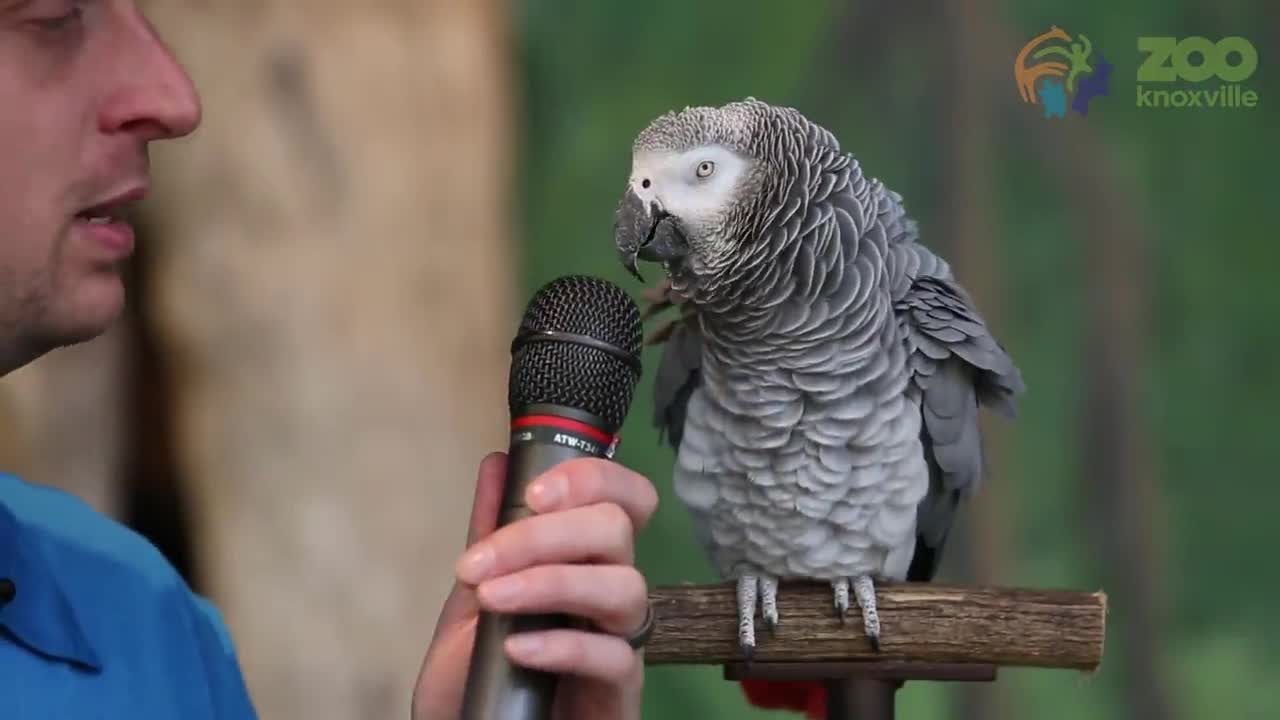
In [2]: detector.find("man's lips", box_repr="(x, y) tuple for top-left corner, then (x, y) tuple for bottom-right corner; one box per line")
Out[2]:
(73, 184), (148, 257)
(76, 184), (148, 220)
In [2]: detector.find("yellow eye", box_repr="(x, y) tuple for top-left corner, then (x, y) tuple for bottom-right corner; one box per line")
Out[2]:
(696, 160), (715, 178)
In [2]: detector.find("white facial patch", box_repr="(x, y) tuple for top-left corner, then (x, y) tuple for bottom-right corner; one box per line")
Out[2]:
(629, 145), (750, 227)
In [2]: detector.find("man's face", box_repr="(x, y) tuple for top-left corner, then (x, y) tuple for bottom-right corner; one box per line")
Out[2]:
(0, 0), (200, 371)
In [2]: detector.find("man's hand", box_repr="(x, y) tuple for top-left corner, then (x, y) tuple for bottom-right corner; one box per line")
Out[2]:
(412, 452), (659, 720)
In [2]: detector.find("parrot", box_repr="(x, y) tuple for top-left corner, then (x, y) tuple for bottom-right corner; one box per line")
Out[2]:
(612, 97), (1026, 657)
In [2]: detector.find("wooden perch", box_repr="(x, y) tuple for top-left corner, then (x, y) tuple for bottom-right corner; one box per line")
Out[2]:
(642, 580), (1106, 672)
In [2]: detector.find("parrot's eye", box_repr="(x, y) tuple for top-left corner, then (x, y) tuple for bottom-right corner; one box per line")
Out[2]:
(696, 160), (715, 178)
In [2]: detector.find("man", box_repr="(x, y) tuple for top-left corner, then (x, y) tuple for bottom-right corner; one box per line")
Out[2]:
(0, 2), (657, 718)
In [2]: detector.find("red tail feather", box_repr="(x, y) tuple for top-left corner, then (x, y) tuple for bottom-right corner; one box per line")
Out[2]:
(739, 680), (827, 719)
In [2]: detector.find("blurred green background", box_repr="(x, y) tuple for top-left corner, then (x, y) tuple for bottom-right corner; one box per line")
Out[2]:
(510, 0), (1277, 717)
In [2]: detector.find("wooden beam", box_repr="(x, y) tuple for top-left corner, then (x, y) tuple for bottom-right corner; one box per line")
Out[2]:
(642, 581), (1106, 671)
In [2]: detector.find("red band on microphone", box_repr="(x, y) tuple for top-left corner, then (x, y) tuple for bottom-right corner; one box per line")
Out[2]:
(511, 414), (616, 446)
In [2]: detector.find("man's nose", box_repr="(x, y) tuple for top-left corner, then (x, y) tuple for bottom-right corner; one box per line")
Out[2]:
(98, 12), (202, 142)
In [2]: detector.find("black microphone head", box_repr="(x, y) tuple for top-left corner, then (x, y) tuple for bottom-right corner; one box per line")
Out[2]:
(508, 275), (643, 433)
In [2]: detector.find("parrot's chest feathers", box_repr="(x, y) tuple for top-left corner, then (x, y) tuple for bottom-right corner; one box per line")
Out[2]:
(698, 319), (919, 473)
(671, 301), (930, 579)
(697, 293), (915, 448)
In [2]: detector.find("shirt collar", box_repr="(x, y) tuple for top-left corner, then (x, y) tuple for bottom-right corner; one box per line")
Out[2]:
(0, 497), (102, 671)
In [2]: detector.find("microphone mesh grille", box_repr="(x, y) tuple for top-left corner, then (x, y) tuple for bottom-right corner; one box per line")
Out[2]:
(509, 275), (643, 432)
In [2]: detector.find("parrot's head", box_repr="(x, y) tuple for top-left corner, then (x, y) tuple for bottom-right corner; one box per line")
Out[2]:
(614, 98), (790, 299)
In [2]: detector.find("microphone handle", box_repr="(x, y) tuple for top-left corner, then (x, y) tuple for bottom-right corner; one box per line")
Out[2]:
(460, 406), (619, 720)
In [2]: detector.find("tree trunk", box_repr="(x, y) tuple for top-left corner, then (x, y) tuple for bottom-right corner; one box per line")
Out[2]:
(137, 3), (517, 718)
(1066, 128), (1177, 720)
(936, 3), (1016, 720)
(984, 15), (1178, 720)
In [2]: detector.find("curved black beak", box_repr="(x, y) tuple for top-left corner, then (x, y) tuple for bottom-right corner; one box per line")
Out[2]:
(614, 186), (690, 282)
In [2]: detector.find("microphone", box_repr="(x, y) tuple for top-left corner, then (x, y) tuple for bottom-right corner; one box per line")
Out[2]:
(460, 274), (644, 720)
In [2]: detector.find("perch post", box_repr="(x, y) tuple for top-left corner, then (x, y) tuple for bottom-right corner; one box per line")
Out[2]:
(644, 580), (1107, 719)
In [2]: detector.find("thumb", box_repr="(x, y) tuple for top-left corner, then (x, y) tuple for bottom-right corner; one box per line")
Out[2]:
(433, 452), (508, 629)
(465, 451), (508, 547)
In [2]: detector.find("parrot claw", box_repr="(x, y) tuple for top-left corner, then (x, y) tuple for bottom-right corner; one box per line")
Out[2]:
(854, 575), (882, 652)
(831, 577), (850, 624)
(832, 576), (881, 649)
(736, 574), (757, 659)
(761, 575), (779, 634)
(736, 572), (780, 656)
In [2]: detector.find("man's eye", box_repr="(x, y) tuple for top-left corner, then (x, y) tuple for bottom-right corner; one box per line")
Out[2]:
(31, 6), (84, 33)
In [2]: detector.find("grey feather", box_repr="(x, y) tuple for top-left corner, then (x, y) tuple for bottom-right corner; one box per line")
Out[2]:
(897, 275), (1024, 580)
(652, 321), (703, 451)
(631, 98), (1024, 594)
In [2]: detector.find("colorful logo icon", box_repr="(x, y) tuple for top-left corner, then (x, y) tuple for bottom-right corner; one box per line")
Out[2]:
(1015, 26), (1113, 118)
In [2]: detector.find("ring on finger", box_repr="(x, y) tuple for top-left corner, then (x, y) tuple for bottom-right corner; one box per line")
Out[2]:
(580, 600), (655, 650)
(619, 600), (656, 650)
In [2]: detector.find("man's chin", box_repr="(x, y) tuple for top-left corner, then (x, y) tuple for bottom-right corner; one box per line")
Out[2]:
(48, 273), (127, 346)
(0, 269), (126, 375)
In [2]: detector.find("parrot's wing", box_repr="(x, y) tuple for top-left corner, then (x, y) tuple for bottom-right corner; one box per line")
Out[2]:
(896, 274), (1025, 581)
(640, 279), (702, 452)
(652, 322), (702, 452)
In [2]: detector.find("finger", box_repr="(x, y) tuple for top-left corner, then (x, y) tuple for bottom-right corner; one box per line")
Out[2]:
(524, 458), (659, 531)
(476, 564), (648, 635)
(504, 628), (640, 684)
(456, 502), (633, 584)
(466, 452), (508, 547)
(434, 453), (507, 629)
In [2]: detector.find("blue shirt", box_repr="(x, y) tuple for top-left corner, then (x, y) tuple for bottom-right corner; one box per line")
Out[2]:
(0, 473), (258, 719)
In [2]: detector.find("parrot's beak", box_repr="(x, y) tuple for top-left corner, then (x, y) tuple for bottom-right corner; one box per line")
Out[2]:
(614, 186), (689, 282)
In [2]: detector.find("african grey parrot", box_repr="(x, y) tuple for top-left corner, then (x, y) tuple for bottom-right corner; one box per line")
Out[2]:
(612, 97), (1025, 656)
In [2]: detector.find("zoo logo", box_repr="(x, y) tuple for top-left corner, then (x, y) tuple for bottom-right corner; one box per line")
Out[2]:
(1014, 25), (1113, 119)
(1136, 36), (1259, 109)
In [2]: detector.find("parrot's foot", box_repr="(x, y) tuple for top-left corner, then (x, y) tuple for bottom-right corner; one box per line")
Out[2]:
(831, 576), (882, 650)
(761, 575), (779, 631)
(736, 573), (780, 659)
(854, 575), (881, 651)
(831, 577), (850, 622)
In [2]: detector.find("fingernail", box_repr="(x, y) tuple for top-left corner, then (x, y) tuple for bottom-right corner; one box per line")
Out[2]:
(506, 633), (543, 658)
(526, 473), (565, 512)
(479, 575), (523, 608)
(457, 545), (494, 583)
